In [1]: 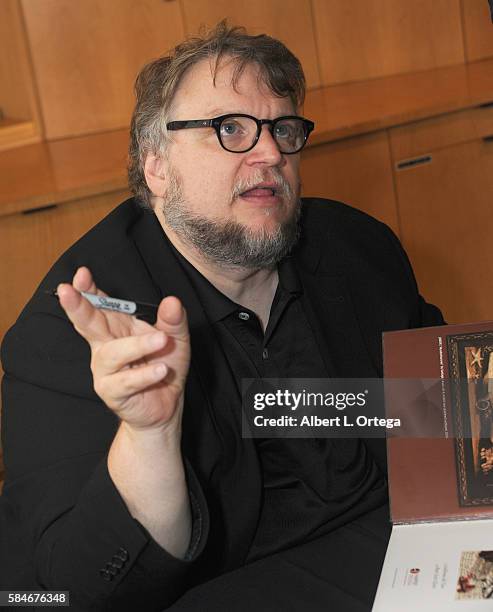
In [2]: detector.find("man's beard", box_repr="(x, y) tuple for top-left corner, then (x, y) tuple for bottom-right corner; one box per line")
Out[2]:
(160, 168), (301, 270)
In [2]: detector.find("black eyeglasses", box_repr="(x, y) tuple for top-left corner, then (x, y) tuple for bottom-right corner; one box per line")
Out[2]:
(166, 114), (315, 154)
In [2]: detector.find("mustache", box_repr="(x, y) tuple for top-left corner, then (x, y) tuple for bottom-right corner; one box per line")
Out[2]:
(231, 170), (294, 201)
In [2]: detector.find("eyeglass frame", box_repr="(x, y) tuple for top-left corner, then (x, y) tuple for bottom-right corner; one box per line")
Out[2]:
(166, 113), (315, 154)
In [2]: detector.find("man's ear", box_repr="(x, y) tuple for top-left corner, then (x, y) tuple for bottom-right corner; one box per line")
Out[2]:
(144, 154), (167, 199)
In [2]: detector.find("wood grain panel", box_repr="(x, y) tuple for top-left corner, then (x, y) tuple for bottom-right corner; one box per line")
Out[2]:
(0, 0), (42, 152)
(0, 189), (128, 345)
(466, 57), (493, 103)
(304, 58), (493, 147)
(0, 130), (128, 216)
(0, 118), (39, 152)
(0, 0), (33, 120)
(300, 131), (399, 235)
(461, 0), (493, 62)
(47, 130), (129, 195)
(21, 0), (185, 139)
(390, 104), (493, 160)
(181, 0), (321, 89)
(312, 0), (465, 86)
(395, 139), (493, 323)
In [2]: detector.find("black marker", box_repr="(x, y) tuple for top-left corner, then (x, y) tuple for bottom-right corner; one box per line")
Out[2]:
(46, 290), (159, 321)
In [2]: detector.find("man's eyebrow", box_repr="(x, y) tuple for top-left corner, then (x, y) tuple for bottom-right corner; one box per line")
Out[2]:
(205, 108), (226, 116)
(203, 108), (248, 118)
(169, 109), (229, 122)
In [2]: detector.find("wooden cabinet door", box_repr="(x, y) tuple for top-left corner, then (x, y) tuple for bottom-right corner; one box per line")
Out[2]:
(181, 0), (321, 89)
(393, 138), (493, 323)
(21, 0), (185, 139)
(461, 0), (493, 62)
(0, 0), (42, 151)
(300, 130), (399, 235)
(0, 189), (128, 344)
(311, 0), (464, 86)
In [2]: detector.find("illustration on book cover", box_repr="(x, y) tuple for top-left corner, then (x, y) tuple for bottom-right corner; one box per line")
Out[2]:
(447, 331), (493, 507)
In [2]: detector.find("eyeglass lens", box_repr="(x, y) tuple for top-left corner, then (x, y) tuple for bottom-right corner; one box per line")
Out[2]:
(219, 116), (307, 153)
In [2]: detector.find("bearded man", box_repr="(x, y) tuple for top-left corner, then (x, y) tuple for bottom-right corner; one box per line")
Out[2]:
(0, 23), (443, 612)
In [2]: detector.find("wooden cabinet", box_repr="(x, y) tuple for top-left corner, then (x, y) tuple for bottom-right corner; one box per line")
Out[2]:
(300, 130), (399, 235)
(181, 0), (321, 89)
(21, 0), (185, 139)
(2, 0), (493, 151)
(311, 0), (465, 86)
(0, 189), (128, 344)
(462, 0), (493, 62)
(0, 0), (42, 151)
(390, 106), (493, 323)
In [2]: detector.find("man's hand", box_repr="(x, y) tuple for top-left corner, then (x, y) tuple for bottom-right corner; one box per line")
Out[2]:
(57, 266), (191, 432)
(57, 266), (192, 557)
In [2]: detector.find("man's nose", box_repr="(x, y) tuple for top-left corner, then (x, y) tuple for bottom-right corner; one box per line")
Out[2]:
(246, 125), (284, 166)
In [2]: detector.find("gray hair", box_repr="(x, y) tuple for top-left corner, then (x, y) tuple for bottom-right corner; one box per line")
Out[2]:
(128, 21), (306, 208)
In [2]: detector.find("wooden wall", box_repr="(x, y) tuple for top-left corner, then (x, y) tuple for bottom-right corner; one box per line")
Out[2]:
(462, 0), (493, 61)
(3, 0), (491, 142)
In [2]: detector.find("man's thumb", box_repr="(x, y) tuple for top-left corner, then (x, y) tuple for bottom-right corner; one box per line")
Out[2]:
(156, 296), (188, 338)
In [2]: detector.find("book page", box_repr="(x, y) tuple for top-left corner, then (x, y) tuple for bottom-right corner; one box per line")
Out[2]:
(373, 521), (493, 610)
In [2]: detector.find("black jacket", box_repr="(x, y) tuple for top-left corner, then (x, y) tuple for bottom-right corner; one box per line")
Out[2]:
(0, 197), (443, 610)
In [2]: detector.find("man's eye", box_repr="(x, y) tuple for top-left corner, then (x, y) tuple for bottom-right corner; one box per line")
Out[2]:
(275, 124), (294, 139)
(220, 121), (242, 136)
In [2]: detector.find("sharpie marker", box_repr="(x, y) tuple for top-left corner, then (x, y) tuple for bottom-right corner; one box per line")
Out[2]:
(46, 290), (159, 321)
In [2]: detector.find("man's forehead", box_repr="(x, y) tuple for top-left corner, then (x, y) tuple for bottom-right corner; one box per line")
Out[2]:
(171, 58), (294, 116)
(180, 56), (261, 91)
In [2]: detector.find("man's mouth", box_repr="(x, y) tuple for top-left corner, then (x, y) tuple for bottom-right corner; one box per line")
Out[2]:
(240, 184), (278, 198)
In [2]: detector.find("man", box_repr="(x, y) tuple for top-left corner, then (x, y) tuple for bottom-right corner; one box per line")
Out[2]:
(0, 24), (443, 611)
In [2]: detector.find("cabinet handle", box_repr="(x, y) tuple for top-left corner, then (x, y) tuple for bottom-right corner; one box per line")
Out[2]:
(22, 204), (58, 215)
(396, 155), (432, 170)
(479, 101), (493, 109)
(483, 135), (493, 142)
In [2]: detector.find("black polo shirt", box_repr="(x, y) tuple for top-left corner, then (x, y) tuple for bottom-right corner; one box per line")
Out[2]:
(167, 241), (386, 562)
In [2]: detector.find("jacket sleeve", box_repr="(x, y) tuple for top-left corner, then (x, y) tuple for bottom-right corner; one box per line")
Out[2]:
(0, 307), (209, 612)
(383, 221), (446, 328)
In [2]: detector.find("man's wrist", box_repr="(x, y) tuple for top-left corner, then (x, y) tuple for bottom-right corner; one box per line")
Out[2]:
(117, 395), (184, 446)
(119, 418), (182, 446)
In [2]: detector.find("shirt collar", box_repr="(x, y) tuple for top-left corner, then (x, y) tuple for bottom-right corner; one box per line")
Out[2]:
(163, 232), (302, 323)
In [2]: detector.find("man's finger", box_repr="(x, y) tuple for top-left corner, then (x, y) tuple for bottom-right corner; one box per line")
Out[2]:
(95, 362), (168, 406)
(156, 296), (189, 342)
(72, 266), (107, 297)
(57, 281), (113, 344)
(93, 332), (167, 376)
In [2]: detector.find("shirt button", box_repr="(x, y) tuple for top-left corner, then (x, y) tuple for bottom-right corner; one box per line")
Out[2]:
(238, 311), (250, 321)
(262, 348), (269, 359)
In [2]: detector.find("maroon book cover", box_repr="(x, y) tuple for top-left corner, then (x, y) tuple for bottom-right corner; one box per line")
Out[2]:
(384, 321), (493, 523)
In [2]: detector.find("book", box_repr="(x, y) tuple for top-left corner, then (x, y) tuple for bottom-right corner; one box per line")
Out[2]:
(373, 320), (493, 610)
